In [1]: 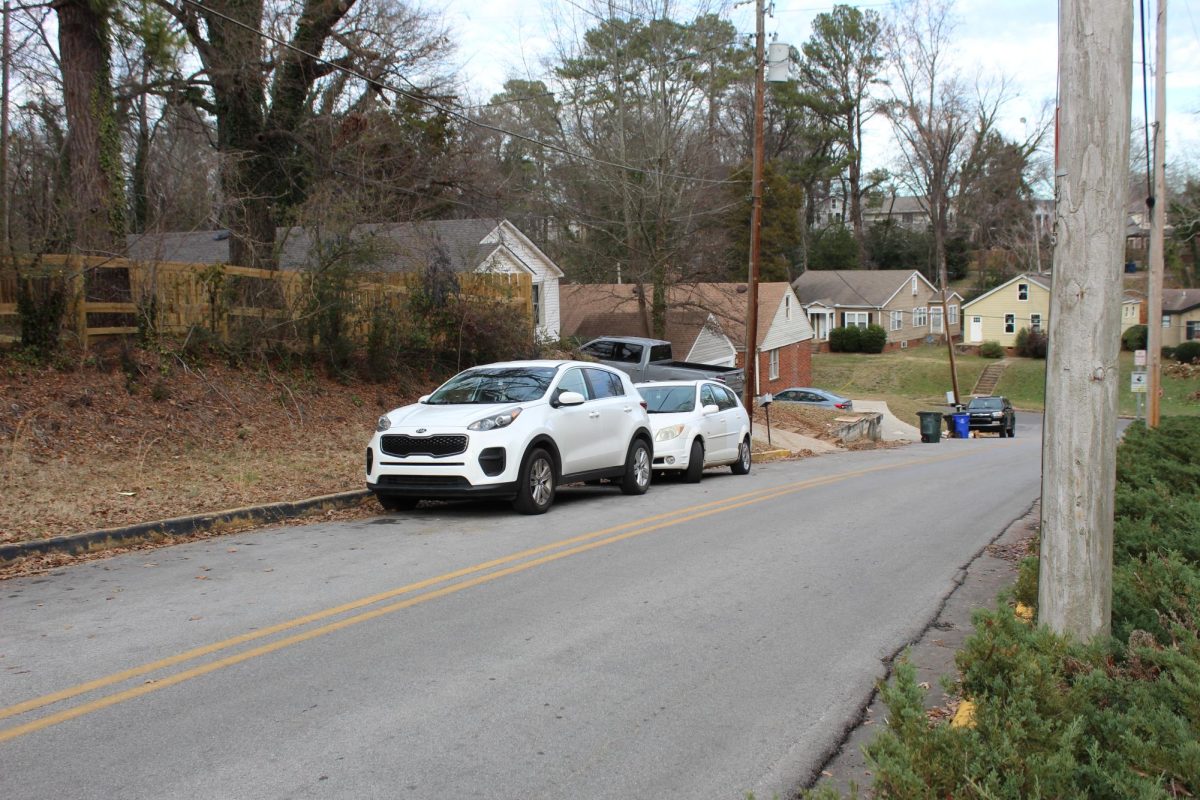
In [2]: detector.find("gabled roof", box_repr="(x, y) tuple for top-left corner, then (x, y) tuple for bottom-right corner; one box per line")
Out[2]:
(125, 219), (562, 276)
(961, 273), (1052, 309)
(863, 196), (929, 216)
(792, 269), (935, 309)
(559, 282), (803, 355)
(1163, 288), (1200, 314)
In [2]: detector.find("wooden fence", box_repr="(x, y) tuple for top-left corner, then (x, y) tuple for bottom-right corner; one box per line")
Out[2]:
(0, 255), (533, 348)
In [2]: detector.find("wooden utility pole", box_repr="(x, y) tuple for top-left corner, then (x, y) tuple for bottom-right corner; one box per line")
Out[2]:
(1038, 0), (1132, 640)
(1146, 0), (1167, 428)
(743, 0), (766, 414)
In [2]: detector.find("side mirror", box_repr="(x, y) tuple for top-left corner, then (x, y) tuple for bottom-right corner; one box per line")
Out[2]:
(555, 391), (586, 407)
(701, 403), (720, 415)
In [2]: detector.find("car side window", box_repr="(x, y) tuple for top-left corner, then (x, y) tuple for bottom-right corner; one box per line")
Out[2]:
(555, 368), (590, 400)
(800, 392), (820, 402)
(613, 343), (642, 364)
(714, 386), (738, 410)
(700, 384), (718, 407)
(776, 390), (795, 401)
(584, 368), (624, 399)
(581, 341), (613, 359)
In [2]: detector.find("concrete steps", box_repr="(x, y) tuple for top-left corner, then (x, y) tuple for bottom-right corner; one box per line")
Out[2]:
(971, 361), (1008, 396)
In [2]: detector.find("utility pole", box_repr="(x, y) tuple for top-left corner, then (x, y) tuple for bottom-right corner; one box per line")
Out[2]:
(1038, 0), (1132, 640)
(743, 0), (766, 414)
(1146, 0), (1167, 428)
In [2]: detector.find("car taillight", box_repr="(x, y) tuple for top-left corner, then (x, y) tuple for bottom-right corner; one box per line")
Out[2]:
(640, 399), (648, 410)
(835, 402), (849, 409)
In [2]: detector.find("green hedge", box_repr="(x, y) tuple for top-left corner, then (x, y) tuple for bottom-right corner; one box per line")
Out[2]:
(810, 418), (1200, 799)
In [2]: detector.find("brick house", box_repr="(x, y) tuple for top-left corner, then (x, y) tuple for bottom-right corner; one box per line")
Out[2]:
(559, 282), (814, 397)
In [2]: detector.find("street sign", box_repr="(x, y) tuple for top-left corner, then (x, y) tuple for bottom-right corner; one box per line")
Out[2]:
(1134, 349), (1147, 367)
(1131, 370), (1148, 393)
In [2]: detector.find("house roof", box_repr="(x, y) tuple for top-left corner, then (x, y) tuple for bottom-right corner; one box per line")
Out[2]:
(559, 282), (799, 355)
(863, 196), (928, 216)
(961, 273), (1052, 309)
(125, 219), (557, 275)
(1163, 288), (1200, 314)
(792, 269), (933, 309)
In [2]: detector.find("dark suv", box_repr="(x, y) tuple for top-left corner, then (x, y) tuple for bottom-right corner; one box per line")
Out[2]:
(965, 396), (1016, 437)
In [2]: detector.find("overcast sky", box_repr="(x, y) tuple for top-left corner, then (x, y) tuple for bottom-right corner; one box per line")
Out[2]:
(444, 0), (1200, 178)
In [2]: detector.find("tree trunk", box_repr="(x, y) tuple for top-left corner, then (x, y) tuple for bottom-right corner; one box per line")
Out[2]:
(55, 0), (125, 253)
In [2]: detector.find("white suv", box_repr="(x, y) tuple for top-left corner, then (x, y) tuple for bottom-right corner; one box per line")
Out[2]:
(367, 361), (654, 514)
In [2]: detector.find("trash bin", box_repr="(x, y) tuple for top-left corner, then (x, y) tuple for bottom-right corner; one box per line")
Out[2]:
(917, 411), (943, 443)
(952, 412), (970, 439)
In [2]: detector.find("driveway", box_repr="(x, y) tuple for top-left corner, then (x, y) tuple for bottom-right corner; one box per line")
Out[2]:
(850, 399), (921, 442)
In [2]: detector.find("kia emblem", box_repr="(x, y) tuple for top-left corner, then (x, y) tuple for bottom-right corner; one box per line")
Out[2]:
(416, 428), (427, 434)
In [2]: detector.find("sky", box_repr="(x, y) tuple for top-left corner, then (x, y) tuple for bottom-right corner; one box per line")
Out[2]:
(443, 0), (1200, 179)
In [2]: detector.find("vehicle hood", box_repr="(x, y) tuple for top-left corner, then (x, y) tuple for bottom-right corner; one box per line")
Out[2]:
(645, 411), (698, 431)
(382, 402), (527, 430)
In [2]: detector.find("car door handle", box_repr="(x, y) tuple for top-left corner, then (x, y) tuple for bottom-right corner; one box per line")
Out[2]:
(589, 411), (601, 419)
(622, 406), (633, 413)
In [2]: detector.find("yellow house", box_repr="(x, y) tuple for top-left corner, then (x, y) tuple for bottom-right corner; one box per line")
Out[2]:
(1161, 289), (1200, 347)
(1120, 292), (1145, 333)
(961, 273), (1051, 349)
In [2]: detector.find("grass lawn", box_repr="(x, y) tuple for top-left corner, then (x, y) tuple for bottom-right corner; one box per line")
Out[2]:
(812, 345), (1200, 425)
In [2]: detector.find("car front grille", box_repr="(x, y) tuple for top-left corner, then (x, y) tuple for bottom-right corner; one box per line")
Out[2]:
(380, 434), (468, 457)
(376, 475), (471, 487)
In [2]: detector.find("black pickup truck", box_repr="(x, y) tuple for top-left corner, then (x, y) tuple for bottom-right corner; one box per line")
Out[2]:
(579, 336), (745, 393)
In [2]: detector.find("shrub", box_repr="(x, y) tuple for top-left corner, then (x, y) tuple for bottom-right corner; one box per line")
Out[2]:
(1161, 345), (1175, 361)
(1173, 340), (1200, 364)
(1121, 324), (1147, 351)
(16, 272), (68, 359)
(829, 325), (863, 353)
(1014, 327), (1048, 359)
(859, 324), (887, 354)
(979, 340), (1004, 359)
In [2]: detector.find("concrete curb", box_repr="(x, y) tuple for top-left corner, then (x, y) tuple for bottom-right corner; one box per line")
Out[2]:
(0, 489), (373, 563)
(753, 448), (794, 462)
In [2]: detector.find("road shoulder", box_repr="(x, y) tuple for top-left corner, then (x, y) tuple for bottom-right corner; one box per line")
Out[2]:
(807, 501), (1040, 796)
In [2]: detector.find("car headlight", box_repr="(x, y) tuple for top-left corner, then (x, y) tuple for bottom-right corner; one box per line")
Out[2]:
(655, 424), (685, 442)
(992, 411), (1004, 418)
(468, 408), (522, 431)
(377, 415), (392, 432)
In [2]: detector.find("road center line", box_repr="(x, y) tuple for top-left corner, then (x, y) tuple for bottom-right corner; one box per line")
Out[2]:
(0, 446), (985, 742)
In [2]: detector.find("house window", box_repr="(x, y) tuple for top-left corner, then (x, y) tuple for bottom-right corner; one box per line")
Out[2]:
(1187, 321), (1199, 340)
(785, 294), (792, 320)
(948, 305), (959, 325)
(911, 275), (918, 295)
(844, 312), (869, 329)
(532, 284), (543, 325)
(930, 307), (944, 333)
(1030, 313), (1043, 332)
(1004, 313), (1016, 334)
(913, 307), (927, 326)
(1162, 315), (1172, 328)
(768, 348), (780, 380)
(1018, 283), (1029, 301)
(890, 310), (904, 331)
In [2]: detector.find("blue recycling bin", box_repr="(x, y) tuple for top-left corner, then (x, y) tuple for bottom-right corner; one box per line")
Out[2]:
(952, 413), (970, 439)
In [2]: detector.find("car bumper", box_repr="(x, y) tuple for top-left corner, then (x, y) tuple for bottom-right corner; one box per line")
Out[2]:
(967, 417), (1005, 430)
(650, 435), (693, 470)
(367, 430), (525, 498)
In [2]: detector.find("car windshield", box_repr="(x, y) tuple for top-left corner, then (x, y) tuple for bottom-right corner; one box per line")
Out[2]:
(425, 367), (557, 405)
(968, 397), (1003, 410)
(639, 386), (697, 414)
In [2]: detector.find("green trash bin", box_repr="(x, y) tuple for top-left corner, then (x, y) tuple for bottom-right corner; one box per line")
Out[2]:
(917, 411), (943, 443)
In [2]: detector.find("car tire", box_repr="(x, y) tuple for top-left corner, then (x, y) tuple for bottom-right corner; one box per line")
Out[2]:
(513, 447), (556, 515)
(1007, 423), (1015, 438)
(620, 439), (652, 495)
(378, 495), (418, 512)
(731, 436), (751, 475)
(684, 439), (705, 483)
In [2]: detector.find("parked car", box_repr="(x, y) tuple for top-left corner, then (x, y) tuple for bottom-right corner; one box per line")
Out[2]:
(772, 387), (854, 411)
(635, 380), (752, 482)
(367, 361), (654, 515)
(580, 336), (745, 393)
(965, 395), (1016, 437)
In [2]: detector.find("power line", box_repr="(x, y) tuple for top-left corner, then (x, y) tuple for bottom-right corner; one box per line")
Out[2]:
(179, 0), (742, 187)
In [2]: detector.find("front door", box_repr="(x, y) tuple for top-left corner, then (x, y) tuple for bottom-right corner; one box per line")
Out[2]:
(969, 315), (983, 342)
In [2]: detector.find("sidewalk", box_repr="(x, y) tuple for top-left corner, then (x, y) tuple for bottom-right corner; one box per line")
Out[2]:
(848, 400), (921, 442)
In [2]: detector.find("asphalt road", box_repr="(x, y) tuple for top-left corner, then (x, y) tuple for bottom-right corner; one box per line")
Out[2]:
(2, 415), (1046, 800)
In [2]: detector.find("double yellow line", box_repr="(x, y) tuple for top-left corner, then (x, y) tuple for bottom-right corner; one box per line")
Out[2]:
(0, 448), (978, 743)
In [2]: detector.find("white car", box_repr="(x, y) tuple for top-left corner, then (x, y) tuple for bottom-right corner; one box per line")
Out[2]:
(635, 380), (752, 482)
(367, 361), (654, 515)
